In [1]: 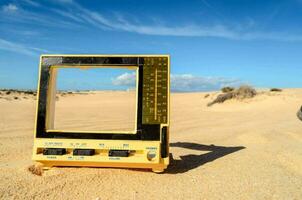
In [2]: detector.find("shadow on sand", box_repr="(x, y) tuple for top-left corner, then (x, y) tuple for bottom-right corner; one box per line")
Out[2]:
(166, 142), (245, 174)
(46, 142), (245, 174)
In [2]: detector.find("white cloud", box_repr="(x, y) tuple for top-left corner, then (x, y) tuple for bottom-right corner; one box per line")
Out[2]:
(0, 38), (50, 56)
(53, 0), (74, 3)
(171, 74), (242, 92)
(112, 72), (136, 87)
(112, 72), (242, 92)
(51, 0), (75, 4)
(0, 38), (35, 56)
(66, 3), (237, 39)
(22, 0), (41, 7)
(0, 3), (82, 29)
(55, 1), (302, 42)
(51, 8), (84, 23)
(2, 4), (18, 13)
(2, 0), (302, 42)
(86, 14), (302, 41)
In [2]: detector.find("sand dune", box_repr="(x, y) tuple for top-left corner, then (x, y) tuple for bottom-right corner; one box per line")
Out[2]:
(0, 89), (302, 200)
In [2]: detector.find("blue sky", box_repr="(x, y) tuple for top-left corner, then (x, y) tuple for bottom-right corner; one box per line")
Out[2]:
(0, 0), (302, 91)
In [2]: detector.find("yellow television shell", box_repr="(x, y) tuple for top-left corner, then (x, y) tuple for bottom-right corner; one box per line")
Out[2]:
(32, 55), (170, 173)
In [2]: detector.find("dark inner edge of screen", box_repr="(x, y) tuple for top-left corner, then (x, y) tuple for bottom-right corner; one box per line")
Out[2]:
(36, 56), (161, 141)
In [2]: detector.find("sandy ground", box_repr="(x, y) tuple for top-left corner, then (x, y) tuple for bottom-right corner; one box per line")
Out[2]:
(54, 91), (137, 131)
(0, 89), (302, 200)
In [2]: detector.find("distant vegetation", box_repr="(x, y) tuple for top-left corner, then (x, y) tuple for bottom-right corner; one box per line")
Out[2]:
(0, 89), (90, 101)
(0, 89), (37, 101)
(221, 86), (235, 93)
(270, 88), (282, 92)
(204, 94), (210, 98)
(298, 106), (302, 121)
(0, 89), (36, 96)
(208, 85), (257, 106)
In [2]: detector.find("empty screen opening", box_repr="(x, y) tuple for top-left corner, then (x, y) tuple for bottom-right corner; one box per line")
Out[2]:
(48, 67), (138, 133)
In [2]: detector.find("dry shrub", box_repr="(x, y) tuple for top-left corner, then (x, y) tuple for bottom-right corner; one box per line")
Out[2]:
(207, 93), (234, 106)
(233, 85), (257, 99)
(1, 89), (36, 96)
(204, 94), (210, 98)
(298, 106), (302, 121)
(221, 86), (235, 93)
(208, 85), (257, 106)
(24, 90), (35, 95)
(270, 88), (282, 92)
(28, 164), (43, 176)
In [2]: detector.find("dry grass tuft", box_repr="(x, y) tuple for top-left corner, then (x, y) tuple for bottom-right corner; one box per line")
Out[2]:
(221, 87), (235, 93)
(270, 88), (282, 92)
(234, 85), (257, 99)
(298, 106), (302, 121)
(204, 94), (210, 98)
(208, 85), (257, 106)
(28, 164), (44, 176)
(207, 93), (234, 106)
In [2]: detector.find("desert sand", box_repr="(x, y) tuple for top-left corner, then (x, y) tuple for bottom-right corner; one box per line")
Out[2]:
(0, 89), (302, 200)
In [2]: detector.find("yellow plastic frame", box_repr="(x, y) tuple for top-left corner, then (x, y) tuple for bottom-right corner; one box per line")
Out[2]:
(32, 55), (170, 173)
